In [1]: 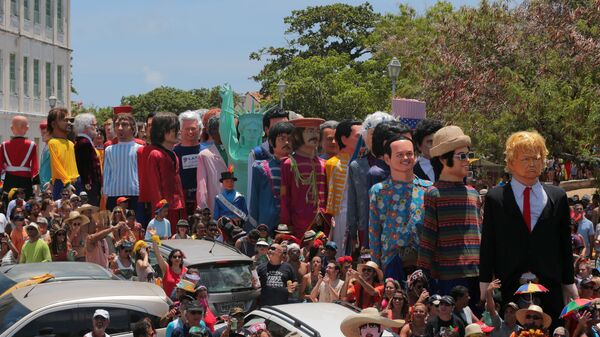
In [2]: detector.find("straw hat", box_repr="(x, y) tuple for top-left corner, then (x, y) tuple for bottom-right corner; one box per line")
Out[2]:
(275, 224), (291, 234)
(465, 323), (484, 337)
(76, 204), (99, 213)
(357, 261), (384, 281)
(64, 211), (90, 225)
(340, 307), (405, 337)
(516, 305), (552, 329)
(430, 125), (471, 157)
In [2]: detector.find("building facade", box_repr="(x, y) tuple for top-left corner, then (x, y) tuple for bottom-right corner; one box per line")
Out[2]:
(0, 0), (70, 148)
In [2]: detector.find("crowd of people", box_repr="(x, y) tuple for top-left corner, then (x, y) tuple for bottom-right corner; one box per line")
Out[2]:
(0, 89), (599, 337)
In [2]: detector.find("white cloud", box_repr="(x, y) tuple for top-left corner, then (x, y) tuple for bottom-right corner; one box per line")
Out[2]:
(142, 66), (164, 87)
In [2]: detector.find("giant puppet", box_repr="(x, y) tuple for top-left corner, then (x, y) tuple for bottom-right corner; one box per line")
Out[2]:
(219, 85), (265, 196)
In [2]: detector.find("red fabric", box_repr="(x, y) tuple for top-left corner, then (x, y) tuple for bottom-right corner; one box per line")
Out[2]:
(204, 308), (216, 332)
(524, 186), (531, 232)
(145, 145), (185, 212)
(0, 137), (39, 178)
(162, 264), (187, 297)
(346, 283), (384, 309)
(137, 145), (151, 202)
(113, 105), (132, 114)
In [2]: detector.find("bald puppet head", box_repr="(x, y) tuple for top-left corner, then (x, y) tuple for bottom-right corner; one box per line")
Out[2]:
(11, 116), (29, 137)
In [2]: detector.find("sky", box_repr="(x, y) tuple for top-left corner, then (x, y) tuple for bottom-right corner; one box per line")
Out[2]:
(71, 0), (481, 107)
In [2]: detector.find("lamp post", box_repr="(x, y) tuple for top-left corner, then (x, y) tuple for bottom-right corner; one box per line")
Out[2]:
(387, 57), (401, 98)
(48, 95), (57, 109)
(277, 79), (287, 109)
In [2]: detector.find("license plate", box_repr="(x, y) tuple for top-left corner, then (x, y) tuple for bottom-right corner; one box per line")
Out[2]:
(218, 301), (246, 314)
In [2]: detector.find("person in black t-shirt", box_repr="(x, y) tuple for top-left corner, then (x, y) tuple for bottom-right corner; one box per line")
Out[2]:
(425, 296), (465, 337)
(256, 243), (298, 306)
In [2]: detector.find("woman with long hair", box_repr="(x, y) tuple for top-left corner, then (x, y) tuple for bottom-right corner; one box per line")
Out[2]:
(133, 240), (155, 283)
(386, 289), (409, 322)
(151, 235), (187, 296)
(299, 255), (322, 302)
(310, 261), (343, 302)
(400, 302), (428, 337)
(49, 227), (71, 261)
(380, 278), (402, 310)
(110, 240), (135, 280)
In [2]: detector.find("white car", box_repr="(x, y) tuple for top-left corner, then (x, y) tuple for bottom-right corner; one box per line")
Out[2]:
(241, 302), (396, 337)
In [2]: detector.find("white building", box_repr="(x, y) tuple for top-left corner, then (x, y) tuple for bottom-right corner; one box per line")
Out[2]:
(0, 0), (70, 149)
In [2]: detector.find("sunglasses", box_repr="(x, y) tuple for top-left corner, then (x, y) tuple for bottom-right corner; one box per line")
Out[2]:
(71, 223), (81, 227)
(525, 315), (542, 320)
(172, 255), (183, 259)
(454, 152), (475, 161)
(189, 311), (204, 316)
(362, 268), (374, 273)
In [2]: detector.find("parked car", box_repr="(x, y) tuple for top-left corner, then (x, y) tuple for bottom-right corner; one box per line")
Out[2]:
(149, 238), (260, 315)
(0, 262), (119, 295)
(241, 302), (395, 337)
(0, 280), (171, 337)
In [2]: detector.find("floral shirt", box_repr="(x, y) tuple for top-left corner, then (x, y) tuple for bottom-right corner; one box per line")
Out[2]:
(368, 176), (432, 268)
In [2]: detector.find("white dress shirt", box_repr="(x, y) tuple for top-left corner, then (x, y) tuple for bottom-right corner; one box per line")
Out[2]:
(417, 156), (435, 181)
(510, 178), (548, 231)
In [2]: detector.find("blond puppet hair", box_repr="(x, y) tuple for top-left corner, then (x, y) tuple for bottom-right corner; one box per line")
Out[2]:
(504, 131), (549, 173)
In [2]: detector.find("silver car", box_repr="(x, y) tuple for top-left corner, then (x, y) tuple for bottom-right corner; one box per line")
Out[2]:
(0, 279), (171, 337)
(149, 239), (260, 315)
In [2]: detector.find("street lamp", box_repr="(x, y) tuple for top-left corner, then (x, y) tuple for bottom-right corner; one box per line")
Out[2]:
(277, 79), (287, 109)
(387, 57), (401, 98)
(48, 95), (57, 109)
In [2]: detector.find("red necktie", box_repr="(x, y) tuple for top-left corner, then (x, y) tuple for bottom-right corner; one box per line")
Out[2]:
(523, 187), (531, 232)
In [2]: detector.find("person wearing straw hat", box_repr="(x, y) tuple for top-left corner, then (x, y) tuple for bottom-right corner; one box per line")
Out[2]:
(515, 305), (552, 331)
(417, 125), (481, 305)
(279, 117), (328, 239)
(340, 307), (405, 337)
(341, 260), (385, 309)
(480, 131), (576, 325)
(85, 211), (127, 268)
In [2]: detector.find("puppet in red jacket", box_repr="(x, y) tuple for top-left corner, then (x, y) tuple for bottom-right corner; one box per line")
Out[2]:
(145, 112), (185, 232)
(0, 116), (39, 202)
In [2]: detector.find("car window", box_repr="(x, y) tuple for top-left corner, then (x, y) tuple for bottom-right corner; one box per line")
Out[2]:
(265, 319), (292, 337)
(190, 262), (253, 293)
(0, 272), (17, 294)
(0, 294), (31, 334)
(75, 307), (162, 336)
(13, 308), (75, 337)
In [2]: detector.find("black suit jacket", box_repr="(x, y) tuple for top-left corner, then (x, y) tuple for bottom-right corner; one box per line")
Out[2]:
(74, 136), (102, 187)
(480, 183), (574, 286)
(414, 161), (438, 182)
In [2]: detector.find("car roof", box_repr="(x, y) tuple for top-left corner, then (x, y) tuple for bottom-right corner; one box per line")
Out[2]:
(11, 280), (170, 315)
(0, 262), (117, 282)
(159, 239), (253, 265)
(259, 303), (357, 337)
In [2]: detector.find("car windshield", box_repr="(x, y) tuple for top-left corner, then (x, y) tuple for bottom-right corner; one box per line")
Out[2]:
(192, 262), (253, 293)
(0, 272), (17, 295)
(0, 293), (31, 332)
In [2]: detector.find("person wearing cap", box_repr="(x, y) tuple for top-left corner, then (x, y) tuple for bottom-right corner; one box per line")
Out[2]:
(144, 112), (186, 230)
(322, 241), (338, 271)
(35, 217), (51, 243)
(110, 240), (135, 280)
(214, 169), (248, 226)
(219, 85), (265, 197)
(249, 121), (294, 233)
(173, 110), (203, 216)
(0, 115), (40, 205)
(347, 112), (395, 257)
(484, 280), (521, 337)
(280, 117), (328, 239)
(214, 307), (247, 337)
(171, 220), (191, 240)
(300, 229), (317, 262)
(465, 323), (486, 337)
(84, 309), (111, 337)
(19, 222), (51, 263)
(145, 199), (172, 240)
(413, 119), (444, 182)
(73, 113), (102, 206)
(339, 307), (405, 337)
(253, 239), (270, 266)
(0, 231), (18, 266)
(171, 300), (211, 337)
(417, 125), (480, 302)
(425, 295), (466, 337)
(341, 261), (385, 309)
(47, 107), (81, 200)
(256, 243), (298, 306)
(102, 111), (144, 213)
(325, 120), (362, 258)
(480, 131), (577, 324)
(369, 134), (432, 281)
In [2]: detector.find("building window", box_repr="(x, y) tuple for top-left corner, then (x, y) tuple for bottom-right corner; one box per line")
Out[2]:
(33, 59), (40, 98)
(57, 65), (63, 102)
(24, 0), (30, 20)
(34, 0), (40, 24)
(45, 0), (52, 28)
(23, 57), (29, 97)
(57, 0), (62, 33)
(11, 0), (18, 17)
(10, 54), (17, 95)
(45, 61), (51, 97)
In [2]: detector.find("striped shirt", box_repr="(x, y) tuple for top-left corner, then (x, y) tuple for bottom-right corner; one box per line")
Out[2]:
(103, 141), (142, 197)
(325, 153), (350, 216)
(417, 180), (481, 280)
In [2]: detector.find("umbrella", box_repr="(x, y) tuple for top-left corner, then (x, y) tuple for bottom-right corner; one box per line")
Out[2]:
(514, 283), (549, 295)
(560, 299), (593, 318)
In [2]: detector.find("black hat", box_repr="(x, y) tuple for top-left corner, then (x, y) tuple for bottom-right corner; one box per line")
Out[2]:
(219, 171), (237, 182)
(440, 295), (455, 305)
(186, 300), (204, 313)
